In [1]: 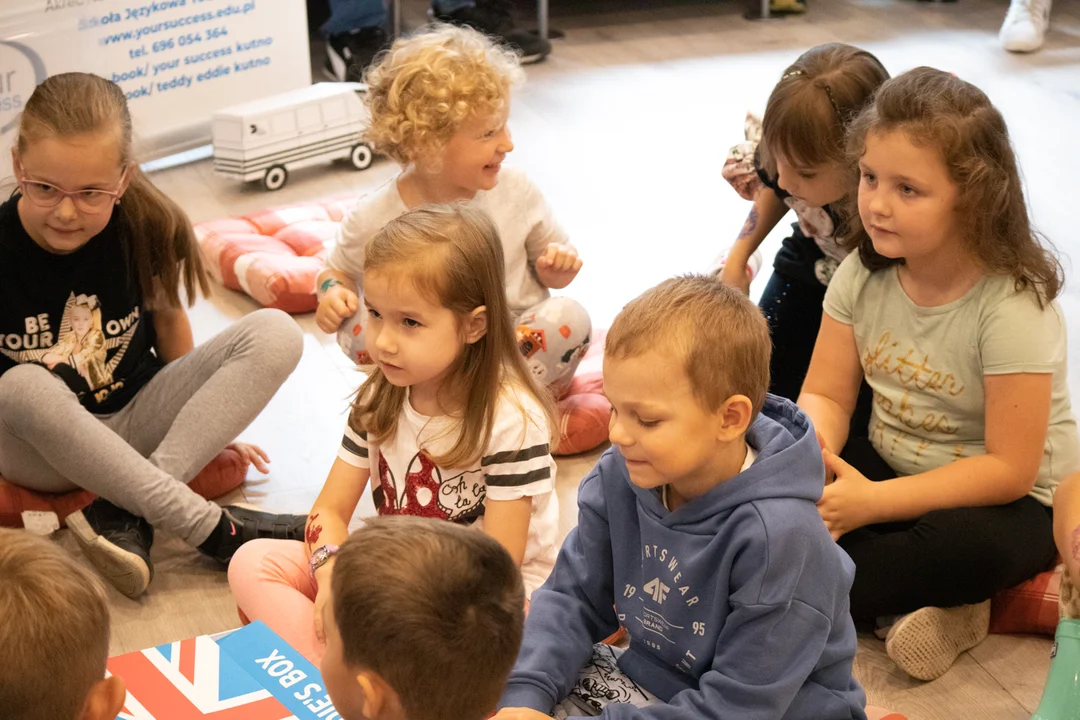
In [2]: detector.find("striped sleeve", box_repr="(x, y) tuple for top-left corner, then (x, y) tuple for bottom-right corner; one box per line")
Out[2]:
(337, 421), (370, 469)
(482, 391), (556, 501)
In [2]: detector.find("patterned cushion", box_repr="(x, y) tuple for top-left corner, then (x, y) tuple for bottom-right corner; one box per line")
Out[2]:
(0, 449), (248, 528)
(194, 194), (358, 313)
(990, 565), (1063, 636)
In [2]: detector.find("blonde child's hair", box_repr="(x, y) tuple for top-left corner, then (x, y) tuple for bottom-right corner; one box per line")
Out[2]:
(332, 516), (525, 720)
(0, 529), (111, 719)
(760, 43), (889, 176)
(363, 23), (524, 169)
(605, 275), (772, 420)
(16, 73), (209, 309)
(349, 204), (558, 467)
(842, 67), (1064, 303)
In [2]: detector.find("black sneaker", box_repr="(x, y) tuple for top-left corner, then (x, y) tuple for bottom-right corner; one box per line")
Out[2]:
(324, 25), (389, 83)
(197, 505), (308, 564)
(434, 0), (552, 64)
(66, 499), (154, 599)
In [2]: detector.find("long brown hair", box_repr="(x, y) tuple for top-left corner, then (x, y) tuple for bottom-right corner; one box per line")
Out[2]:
(349, 204), (558, 467)
(842, 67), (1064, 303)
(16, 72), (208, 308)
(760, 43), (889, 175)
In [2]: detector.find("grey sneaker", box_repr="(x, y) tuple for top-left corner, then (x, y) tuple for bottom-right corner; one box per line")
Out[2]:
(66, 499), (154, 599)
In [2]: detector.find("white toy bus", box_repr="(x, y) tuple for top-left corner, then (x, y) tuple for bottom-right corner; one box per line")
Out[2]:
(212, 82), (375, 191)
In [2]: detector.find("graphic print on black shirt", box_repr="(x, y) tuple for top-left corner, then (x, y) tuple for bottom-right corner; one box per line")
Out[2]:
(0, 196), (161, 413)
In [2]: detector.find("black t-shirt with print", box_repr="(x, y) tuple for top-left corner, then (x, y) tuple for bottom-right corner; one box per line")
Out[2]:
(0, 195), (162, 414)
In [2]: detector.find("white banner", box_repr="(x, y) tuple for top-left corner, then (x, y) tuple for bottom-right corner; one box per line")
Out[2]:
(0, 0), (311, 183)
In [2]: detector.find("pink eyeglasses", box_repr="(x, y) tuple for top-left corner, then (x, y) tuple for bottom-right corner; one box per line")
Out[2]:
(18, 169), (127, 214)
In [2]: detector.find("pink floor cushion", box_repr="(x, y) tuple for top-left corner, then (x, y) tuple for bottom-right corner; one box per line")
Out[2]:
(0, 448), (249, 529)
(990, 565), (1063, 636)
(554, 328), (610, 457)
(195, 194), (359, 313)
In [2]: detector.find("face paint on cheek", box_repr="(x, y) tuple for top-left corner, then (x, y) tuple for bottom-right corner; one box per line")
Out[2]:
(1071, 524), (1080, 563)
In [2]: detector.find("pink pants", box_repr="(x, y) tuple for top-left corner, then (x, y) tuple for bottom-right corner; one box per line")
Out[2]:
(228, 539), (325, 664)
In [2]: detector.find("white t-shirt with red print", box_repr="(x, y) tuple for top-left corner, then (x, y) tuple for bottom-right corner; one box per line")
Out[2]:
(338, 383), (559, 594)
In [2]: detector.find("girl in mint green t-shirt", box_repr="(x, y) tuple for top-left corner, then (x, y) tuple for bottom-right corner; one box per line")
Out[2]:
(799, 67), (1078, 682)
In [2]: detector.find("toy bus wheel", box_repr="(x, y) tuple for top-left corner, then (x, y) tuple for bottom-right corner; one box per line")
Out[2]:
(350, 144), (374, 171)
(263, 166), (288, 191)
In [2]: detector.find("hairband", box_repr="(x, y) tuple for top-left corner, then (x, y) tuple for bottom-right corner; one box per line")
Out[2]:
(782, 69), (843, 120)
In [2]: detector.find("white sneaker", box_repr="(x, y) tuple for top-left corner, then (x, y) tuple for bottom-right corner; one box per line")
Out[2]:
(1000, 0), (1053, 53)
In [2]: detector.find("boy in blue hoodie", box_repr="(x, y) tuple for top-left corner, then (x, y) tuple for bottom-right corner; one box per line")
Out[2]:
(494, 275), (866, 720)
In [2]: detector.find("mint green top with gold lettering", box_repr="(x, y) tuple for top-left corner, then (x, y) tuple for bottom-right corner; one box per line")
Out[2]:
(824, 253), (1077, 506)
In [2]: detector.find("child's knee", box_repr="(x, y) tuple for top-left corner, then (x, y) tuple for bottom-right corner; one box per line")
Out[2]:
(227, 538), (306, 590)
(245, 309), (304, 372)
(0, 364), (73, 417)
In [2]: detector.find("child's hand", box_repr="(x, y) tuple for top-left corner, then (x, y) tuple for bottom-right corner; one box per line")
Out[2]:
(719, 260), (752, 295)
(535, 243), (582, 289)
(491, 709), (551, 720)
(817, 449), (880, 540)
(313, 579), (332, 645)
(316, 285), (359, 334)
(227, 442), (271, 474)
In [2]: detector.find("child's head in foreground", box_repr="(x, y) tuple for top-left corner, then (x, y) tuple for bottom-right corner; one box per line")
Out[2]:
(603, 275), (772, 498)
(0, 529), (125, 720)
(322, 516), (525, 720)
(363, 23), (524, 187)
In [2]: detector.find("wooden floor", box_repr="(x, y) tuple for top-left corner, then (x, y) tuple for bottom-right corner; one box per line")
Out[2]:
(58, 1), (1080, 718)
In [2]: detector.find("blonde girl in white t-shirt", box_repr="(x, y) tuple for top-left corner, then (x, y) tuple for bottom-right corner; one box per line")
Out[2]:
(315, 24), (590, 397)
(230, 204), (561, 664)
(799, 67), (1076, 682)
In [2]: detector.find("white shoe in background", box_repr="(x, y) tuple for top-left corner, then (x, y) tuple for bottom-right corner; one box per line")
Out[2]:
(1000, 0), (1053, 53)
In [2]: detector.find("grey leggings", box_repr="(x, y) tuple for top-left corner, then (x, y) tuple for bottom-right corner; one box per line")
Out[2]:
(0, 309), (303, 546)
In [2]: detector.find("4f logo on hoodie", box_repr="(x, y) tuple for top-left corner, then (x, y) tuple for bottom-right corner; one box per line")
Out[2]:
(644, 577), (670, 604)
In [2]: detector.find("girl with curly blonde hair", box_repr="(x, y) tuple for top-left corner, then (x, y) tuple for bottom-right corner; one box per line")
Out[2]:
(316, 24), (590, 398)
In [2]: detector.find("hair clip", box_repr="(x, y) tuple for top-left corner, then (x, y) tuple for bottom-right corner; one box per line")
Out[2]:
(822, 84), (843, 120)
(782, 70), (803, 80)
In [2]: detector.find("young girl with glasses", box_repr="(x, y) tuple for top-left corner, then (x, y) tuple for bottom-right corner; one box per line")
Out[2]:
(0, 72), (309, 598)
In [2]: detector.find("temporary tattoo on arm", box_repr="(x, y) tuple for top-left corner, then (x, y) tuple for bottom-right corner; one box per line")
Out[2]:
(318, 278), (343, 296)
(1071, 524), (1080, 563)
(305, 513), (322, 549)
(737, 207), (760, 240)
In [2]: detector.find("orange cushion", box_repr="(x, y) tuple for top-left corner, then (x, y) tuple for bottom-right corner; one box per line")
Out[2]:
(990, 565), (1062, 636)
(553, 327), (611, 457)
(865, 708), (908, 720)
(0, 449), (249, 529)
